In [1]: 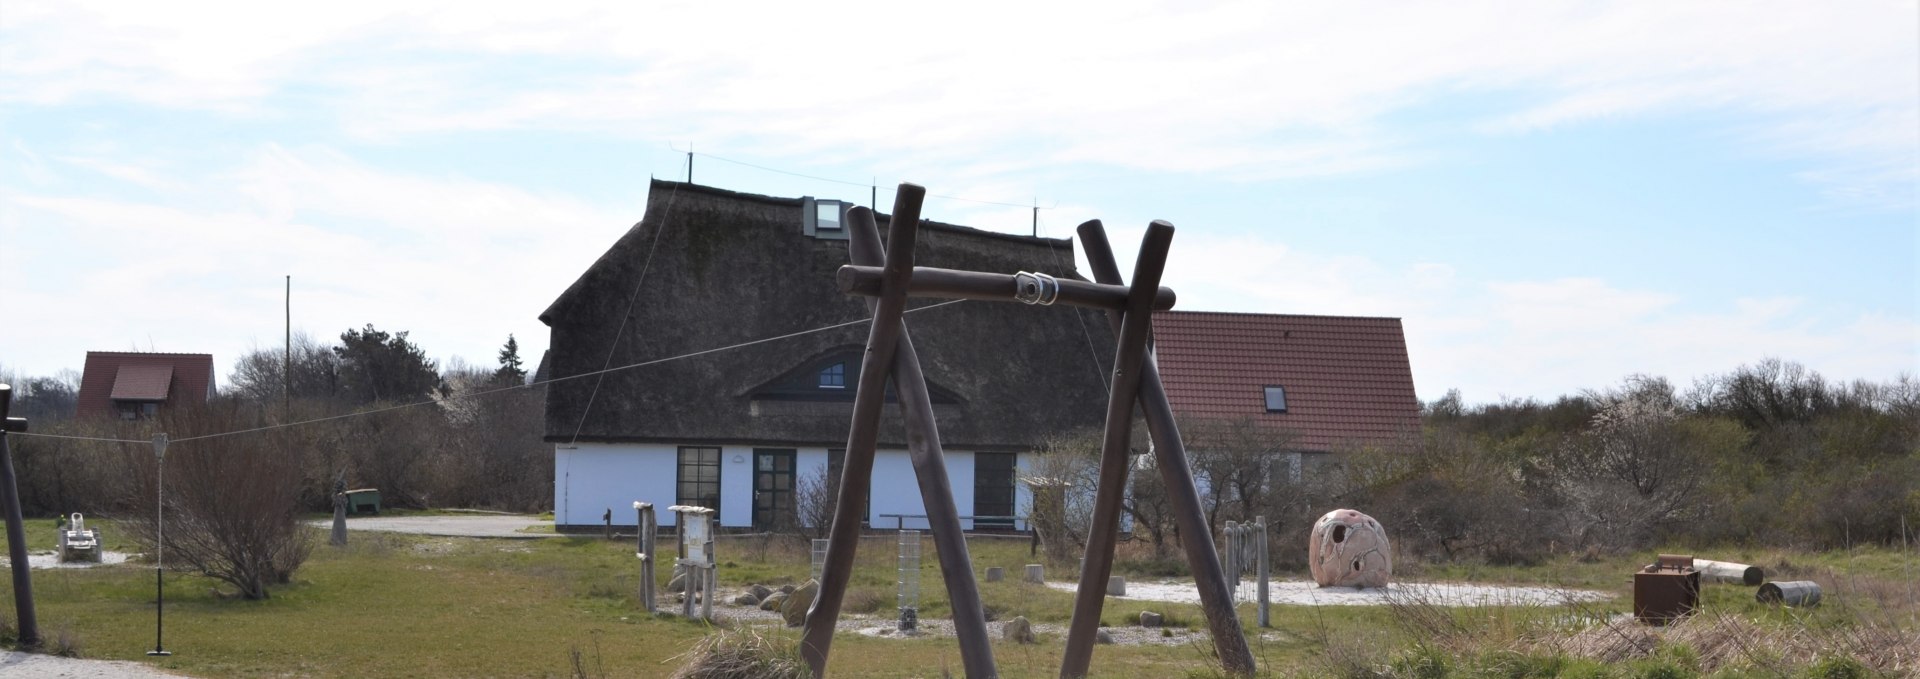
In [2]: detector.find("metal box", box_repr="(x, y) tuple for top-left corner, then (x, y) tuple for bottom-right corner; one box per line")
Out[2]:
(1633, 553), (1699, 625)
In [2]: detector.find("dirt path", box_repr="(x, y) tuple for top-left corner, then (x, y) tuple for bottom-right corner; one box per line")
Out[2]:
(308, 514), (556, 539)
(0, 651), (185, 678)
(1048, 579), (1613, 607)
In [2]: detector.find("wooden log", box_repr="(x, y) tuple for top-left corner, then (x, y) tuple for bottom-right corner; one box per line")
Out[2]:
(1078, 220), (1255, 675)
(836, 265), (1176, 312)
(845, 206), (998, 679)
(800, 184), (925, 677)
(1061, 221), (1174, 679)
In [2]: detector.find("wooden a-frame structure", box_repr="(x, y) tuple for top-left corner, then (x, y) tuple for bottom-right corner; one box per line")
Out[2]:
(799, 184), (1256, 678)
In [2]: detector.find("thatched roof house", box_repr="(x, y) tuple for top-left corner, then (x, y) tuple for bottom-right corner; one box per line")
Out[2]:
(538, 181), (1114, 529)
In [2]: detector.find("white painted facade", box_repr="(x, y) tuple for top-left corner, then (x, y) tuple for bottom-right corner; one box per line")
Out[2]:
(553, 443), (1031, 531)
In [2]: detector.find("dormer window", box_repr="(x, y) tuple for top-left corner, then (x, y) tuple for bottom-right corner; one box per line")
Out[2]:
(803, 198), (850, 240)
(818, 362), (846, 389)
(815, 202), (843, 231)
(1264, 386), (1288, 413)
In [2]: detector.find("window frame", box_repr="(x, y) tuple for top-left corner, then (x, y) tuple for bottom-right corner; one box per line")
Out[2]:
(818, 362), (846, 389)
(1263, 386), (1288, 413)
(676, 446), (722, 522)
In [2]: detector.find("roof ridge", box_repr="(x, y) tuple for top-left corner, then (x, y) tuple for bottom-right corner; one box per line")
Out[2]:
(1159, 310), (1403, 322)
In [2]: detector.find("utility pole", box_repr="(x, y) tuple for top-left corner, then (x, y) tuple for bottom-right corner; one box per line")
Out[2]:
(0, 384), (40, 648)
(284, 275), (291, 418)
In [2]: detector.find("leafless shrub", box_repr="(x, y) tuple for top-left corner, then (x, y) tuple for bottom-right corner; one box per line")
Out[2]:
(121, 402), (314, 599)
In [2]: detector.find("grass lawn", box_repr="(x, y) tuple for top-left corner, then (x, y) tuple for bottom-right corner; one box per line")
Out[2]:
(2, 518), (1914, 677)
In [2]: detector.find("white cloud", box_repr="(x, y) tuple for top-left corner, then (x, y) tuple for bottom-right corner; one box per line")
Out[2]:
(3, 1), (1911, 192)
(1, 144), (632, 380)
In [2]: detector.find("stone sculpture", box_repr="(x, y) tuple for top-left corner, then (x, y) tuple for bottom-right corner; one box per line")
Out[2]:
(1308, 508), (1392, 588)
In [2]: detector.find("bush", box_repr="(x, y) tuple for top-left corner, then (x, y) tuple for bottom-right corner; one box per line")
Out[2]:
(121, 403), (314, 599)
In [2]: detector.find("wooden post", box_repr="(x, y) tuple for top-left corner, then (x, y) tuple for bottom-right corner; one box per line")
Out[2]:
(1256, 516), (1270, 628)
(0, 384), (40, 649)
(845, 207), (997, 678)
(1061, 222), (1174, 679)
(801, 183), (926, 677)
(1077, 221), (1255, 675)
(636, 502), (656, 613)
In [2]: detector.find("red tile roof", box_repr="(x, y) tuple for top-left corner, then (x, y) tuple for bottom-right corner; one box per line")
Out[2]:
(109, 364), (174, 401)
(1152, 311), (1419, 453)
(76, 352), (216, 418)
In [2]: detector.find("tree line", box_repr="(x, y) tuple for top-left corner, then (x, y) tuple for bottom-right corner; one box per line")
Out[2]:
(1027, 358), (1919, 571)
(1, 324), (547, 598)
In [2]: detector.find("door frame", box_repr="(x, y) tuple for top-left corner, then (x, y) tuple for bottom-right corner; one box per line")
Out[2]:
(752, 448), (798, 530)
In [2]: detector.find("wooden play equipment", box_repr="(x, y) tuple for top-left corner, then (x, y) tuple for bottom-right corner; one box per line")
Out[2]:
(800, 184), (1254, 678)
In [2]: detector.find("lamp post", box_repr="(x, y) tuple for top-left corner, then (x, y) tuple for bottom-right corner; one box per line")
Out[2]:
(147, 433), (172, 657)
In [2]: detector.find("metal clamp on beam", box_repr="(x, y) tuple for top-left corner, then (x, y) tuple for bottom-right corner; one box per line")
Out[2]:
(1012, 271), (1060, 305)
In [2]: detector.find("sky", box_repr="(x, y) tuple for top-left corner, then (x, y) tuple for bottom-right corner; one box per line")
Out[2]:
(2, 0), (1915, 404)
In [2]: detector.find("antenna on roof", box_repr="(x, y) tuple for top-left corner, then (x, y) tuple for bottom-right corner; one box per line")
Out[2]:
(687, 144), (693, 184)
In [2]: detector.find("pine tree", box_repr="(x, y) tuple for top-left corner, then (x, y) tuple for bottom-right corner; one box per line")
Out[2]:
(494, 334), (527, 386)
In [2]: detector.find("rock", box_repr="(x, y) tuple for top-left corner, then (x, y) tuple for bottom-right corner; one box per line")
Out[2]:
(1096, 629), (1115, 645)
(759, 591), (789, 611)
(1139, 611), (1163, 628)
(779, 584), (796, 594)
(1107, 575), (1126, 596)
(749, 584), (773, 600)
(732, 593), (760, 606)
(782, 579), (819, 627)
(1023, 564), (1045, 583)
(1309, 508), (1393, 588)
(1003, 616), (1035, 644)
(667, 572), (686, 593)
(984, 566), (1005, 582)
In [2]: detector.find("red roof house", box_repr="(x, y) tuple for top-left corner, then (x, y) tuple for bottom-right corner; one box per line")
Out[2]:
(75, 352), (216, 419)
(1152, 311), (1419, 453)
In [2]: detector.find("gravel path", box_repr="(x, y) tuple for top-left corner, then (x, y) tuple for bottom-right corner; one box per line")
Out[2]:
(307, 514), (555, 539)
(0, 651), (184, 678)
(1048, 579), (1613, 607)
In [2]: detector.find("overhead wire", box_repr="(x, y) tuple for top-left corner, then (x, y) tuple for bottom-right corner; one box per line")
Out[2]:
(1034, 209), (1112, 388)
(18, 299), (970, 447)
(568, 156), (688, 446)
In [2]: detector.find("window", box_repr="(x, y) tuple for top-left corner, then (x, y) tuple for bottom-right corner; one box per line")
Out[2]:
(677, 446), (722, 520)
(1264, 386), (1288, 413)
(818, 362), (846, 389)
(115, 401), (158, 420)
(974, 452), (1017, 529)
(816, 202), (843, 231)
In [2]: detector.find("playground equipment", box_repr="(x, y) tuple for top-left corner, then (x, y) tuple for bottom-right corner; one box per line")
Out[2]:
(57, 513), (101, 563)
(802, 184), (1253, 679)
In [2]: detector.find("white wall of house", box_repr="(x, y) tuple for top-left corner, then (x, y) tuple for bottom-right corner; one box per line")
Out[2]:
(554, 443), (1029, 530)
(553, 442), (679, 527)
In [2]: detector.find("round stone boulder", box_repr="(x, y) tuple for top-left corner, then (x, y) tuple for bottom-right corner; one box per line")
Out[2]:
(1308, 508), (1392, 588)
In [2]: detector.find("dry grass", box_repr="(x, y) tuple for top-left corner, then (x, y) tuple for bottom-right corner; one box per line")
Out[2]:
(1526, 612), (1915, 674)
(668, 625), (810, 679)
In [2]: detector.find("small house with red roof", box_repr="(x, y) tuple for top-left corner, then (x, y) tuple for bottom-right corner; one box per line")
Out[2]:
(1152, 311), (1420, 478)
(75, 352), (216, 420)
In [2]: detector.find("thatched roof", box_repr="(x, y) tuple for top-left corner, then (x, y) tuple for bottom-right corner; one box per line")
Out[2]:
(539, 180), (1115, 449)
